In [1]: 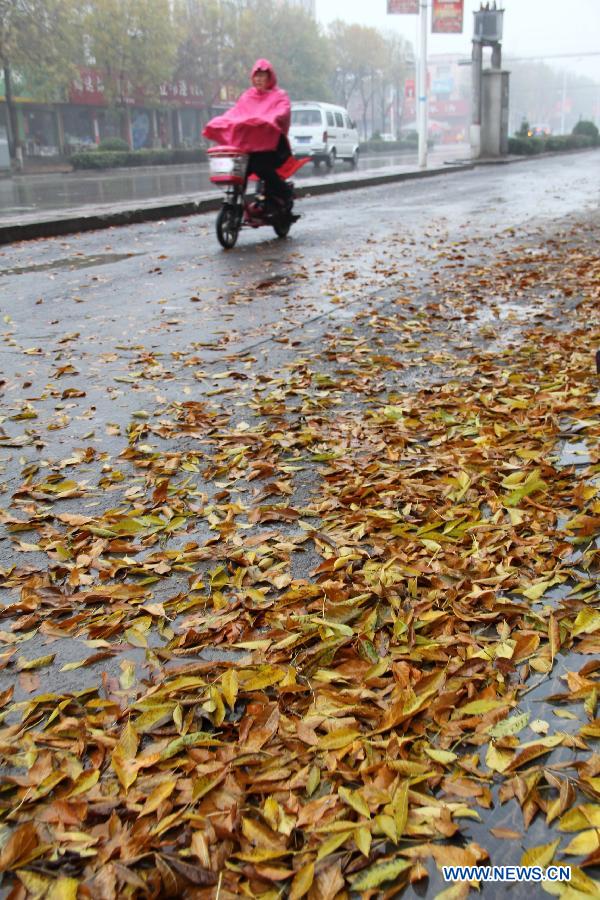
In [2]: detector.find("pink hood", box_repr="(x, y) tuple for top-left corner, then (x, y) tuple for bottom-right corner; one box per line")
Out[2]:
(202, 59), (291, 153)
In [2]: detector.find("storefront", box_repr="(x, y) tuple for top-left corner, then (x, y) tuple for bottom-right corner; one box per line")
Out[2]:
(130, 108), (154, 149)
(19, 105), (60, 157)
(61, 105), (97, 152)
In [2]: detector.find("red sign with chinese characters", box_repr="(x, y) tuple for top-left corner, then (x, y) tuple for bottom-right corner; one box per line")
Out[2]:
(403, 98), (468, 118)
(432, 0), (464, 33)
(69, 69), (107, 106)
(387, 0), (419, 13)
(69, 68), (204, 108)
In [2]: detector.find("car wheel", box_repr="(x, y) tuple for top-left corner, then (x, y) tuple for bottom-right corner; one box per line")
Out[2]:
(349, 149), (359, 169)
(325, 148), (336, 170)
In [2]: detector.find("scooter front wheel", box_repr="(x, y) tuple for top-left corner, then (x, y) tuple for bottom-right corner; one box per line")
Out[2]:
(216, 204), (241, 249)
(273, 215), (291, 239)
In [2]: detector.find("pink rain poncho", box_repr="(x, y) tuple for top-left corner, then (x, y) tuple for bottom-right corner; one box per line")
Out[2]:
(202, 59), (291, 153)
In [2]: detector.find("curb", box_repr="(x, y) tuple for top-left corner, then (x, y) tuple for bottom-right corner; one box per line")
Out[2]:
(0, 162), (474, 246)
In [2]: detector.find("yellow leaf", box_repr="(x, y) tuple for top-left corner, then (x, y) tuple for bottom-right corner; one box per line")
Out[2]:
(522, 578), (561, 601)
(111, 720), (139, 791)
(135, 703), (175, 733)
(16, 871), (50, 899)
(316, 832), (350, 861)
(66, 769), (99, 798)
(222, 669), (238, 709)
(289, 861), (314, 900)
(241, 817), (281, 850)
(458, 698), (510, 716)
(560, 805), (600, 832)
(572, 608), (600, 637)
(115, 721), (139, 760)
(375, 814), (397, 843)
(317, 727), (360, 750)
(241, 665), (287, 691)
(139, 779), (177, 817)
(354, 826), (372, 857)
(352, 858), (411, 891)
(393, 781), (409, 837)
(338, 785), (371, 819)
(424, 748), (458, 765)
(17, 654), (55, 671)
(562, 830), (600, 856)
(192, 770), (226, 802)
(47, 879), (79, 900)
(520, 839), (560, 868)
(209, 685), (226, 726)
(119, 660), (136, 690)
(486, 744), (514, 773)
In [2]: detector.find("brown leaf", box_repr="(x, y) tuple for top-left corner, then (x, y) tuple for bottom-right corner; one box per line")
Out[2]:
(0, 822), (39, 872)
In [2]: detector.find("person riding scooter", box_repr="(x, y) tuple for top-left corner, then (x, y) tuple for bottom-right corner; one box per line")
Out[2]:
(203, 59), (293, 213)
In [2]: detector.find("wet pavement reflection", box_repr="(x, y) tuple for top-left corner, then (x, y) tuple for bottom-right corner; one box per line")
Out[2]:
(0, 146), (469, 220)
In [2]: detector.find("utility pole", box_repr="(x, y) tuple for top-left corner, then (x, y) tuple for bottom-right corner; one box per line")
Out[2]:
(417, 0), (428, 168)
(560, 69), (567, 134)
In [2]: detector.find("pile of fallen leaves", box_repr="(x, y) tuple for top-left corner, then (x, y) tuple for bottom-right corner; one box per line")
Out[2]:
(0, 221), (599, 899)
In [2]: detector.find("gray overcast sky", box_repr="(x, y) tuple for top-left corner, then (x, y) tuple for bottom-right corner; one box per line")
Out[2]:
(315, 0), (600, 81)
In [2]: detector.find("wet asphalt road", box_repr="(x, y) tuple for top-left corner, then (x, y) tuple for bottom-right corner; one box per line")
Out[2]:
(0, 146), (467, 220)
(0, 151), (599, 895)
(1, 149), (598, 672)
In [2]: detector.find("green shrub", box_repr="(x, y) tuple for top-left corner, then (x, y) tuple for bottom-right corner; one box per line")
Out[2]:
(359, 136), (433, 153)
(97, 137), (130, 152)
(508, 136), (538, 155)
(572, 120), (599, 142)
(508, 133), (596, 155)
(71, 147), (208, 169)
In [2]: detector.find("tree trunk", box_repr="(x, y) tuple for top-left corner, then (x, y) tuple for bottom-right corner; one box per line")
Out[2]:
(3, 64), (20, 160)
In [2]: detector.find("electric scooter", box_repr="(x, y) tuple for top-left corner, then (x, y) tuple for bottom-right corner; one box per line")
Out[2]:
(207, 146), (309, 249)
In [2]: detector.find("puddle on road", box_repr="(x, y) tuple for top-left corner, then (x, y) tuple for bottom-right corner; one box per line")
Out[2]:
(0, 252), (140, 278)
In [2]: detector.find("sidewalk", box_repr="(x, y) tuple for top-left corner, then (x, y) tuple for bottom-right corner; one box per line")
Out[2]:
(0, 154), (476, 245)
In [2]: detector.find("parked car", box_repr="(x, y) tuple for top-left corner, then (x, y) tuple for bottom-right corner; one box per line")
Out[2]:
(289, 102), (360, 169)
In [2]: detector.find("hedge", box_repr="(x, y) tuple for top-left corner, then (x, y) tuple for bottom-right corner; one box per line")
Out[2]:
(359, 137), (434, 153)
(71, 147), (208, 169)
(508, 133), (597, 155)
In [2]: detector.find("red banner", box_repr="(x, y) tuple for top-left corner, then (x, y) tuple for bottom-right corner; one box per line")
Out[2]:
(432, 0), (464, 33)
(387, 0), (419, 13)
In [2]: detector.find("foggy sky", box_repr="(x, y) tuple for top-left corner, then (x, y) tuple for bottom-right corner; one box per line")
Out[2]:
(316, 0), (600, 81)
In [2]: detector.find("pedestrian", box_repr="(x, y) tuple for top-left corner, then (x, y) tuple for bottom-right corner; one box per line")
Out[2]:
(203, 59), (293, 211)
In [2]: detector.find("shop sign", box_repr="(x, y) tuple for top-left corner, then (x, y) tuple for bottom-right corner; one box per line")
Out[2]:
(432, 77), (454, 95)
(69, 68), (204, 108)
(158, 80), (204, 108)
(403, 97), (468, 117)
(387, 1), (419, 13)
(432, 0), (464, 33)
(69, 69), (109, 105)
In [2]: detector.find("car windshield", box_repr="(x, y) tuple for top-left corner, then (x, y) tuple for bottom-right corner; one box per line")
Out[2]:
(291, 109), (321, 126)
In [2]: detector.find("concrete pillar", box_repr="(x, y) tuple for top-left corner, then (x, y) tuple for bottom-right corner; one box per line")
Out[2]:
(470, 40), (483, 158)
(481, 69), (510, 157)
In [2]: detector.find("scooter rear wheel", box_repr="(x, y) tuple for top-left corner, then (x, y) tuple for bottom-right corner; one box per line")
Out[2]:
(216, 204), (241, 249)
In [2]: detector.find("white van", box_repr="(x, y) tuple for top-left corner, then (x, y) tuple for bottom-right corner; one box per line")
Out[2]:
(289, 102), (360, 169)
